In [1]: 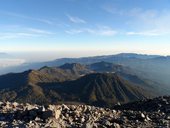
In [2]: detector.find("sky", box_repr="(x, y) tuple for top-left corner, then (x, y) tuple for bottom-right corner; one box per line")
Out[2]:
(0, 0), (170, 62)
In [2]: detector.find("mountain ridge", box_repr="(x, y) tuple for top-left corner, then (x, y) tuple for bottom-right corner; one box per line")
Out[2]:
(0, 66), (154, 107)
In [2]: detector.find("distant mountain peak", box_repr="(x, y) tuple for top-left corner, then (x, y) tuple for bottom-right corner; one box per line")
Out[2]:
(59, 63), (85, 69)
(59, 63), (92, 75)
(39, 66), (50, 70)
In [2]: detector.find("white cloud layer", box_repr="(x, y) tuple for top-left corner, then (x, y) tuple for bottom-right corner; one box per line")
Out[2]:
(0, 59), (25, 68)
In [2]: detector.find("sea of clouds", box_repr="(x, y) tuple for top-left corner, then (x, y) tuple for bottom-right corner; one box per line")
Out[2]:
(0, 58), (25, 68)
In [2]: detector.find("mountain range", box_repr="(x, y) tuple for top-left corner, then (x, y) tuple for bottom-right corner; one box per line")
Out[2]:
(1, 53), (170, 90)
(0, 53), (170, 107)
(0, 53), (163, 74)
(0, 61), (161, 107)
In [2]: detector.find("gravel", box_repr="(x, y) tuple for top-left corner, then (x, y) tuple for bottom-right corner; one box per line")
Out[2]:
(0, 96), (170, 128)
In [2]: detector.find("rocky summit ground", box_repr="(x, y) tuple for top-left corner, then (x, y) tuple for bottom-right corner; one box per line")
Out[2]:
(0, 96), (170, 128)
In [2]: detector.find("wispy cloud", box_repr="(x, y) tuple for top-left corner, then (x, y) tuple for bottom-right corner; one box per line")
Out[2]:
(126, 30), (164, 36)
(126, 9), (170, 36)
(103, 6), (170, 36)
(0, 32), (38, 39)
(65, 29), (84, 34)
(102, 6), (125, 15)
(27, 28), (54, 34)
(0, 11), (54, 25)
(66, 26), (117, 36)
(67, 14), (86, 24)
(0, 26), (54, 40)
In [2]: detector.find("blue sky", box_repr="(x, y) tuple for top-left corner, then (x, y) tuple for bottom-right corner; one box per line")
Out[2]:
(0, 0), (170, 61)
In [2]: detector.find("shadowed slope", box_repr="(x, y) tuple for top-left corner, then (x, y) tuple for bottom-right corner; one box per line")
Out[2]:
(42, 73), (153, 107)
